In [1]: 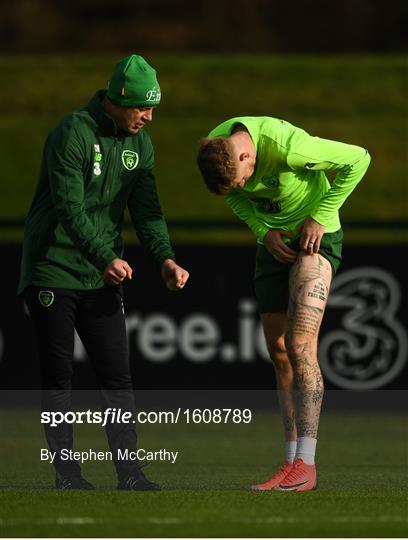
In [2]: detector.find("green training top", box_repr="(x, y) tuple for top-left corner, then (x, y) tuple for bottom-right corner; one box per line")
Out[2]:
(18, 91), (174, 294)
(208, 117), (371, 242)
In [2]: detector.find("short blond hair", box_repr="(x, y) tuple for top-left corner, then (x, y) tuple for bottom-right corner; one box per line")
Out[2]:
(196, 137), (236, 195)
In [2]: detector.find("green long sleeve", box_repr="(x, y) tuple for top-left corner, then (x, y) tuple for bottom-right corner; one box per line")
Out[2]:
(226, 190), (271, 242)
(287, 134), (371, 226)
(208, 116), (371, 242)
(127, 170), (175, 266)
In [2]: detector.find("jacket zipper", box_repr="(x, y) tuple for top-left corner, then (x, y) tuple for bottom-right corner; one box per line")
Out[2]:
(106, 137), (117, 203)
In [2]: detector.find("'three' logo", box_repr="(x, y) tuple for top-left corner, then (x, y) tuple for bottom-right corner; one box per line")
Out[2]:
(319, 267), (407, 389)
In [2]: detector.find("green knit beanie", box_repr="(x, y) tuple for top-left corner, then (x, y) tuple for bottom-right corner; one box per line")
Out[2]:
(107, 54), (161, 107)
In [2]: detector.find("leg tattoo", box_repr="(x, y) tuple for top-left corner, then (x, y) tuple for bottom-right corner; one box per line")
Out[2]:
(285, 254), (332, 438)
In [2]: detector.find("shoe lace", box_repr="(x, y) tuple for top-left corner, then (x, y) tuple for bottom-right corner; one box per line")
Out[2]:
(275, 463), (290, 477)
(125, 476), (140, 489)
(124, 460), (149, 488)
(259, 463), (291, 485)
(282, 460), (305, 482)
(61, 478), (72, 489)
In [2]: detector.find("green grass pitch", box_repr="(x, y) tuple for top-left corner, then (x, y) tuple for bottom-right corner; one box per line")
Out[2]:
(0, 409), (407, 537)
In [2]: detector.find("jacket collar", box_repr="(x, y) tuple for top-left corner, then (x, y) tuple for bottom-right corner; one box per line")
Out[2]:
(87, 90), (118, 136)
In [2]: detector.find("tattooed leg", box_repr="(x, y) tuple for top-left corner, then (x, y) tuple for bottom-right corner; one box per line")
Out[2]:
(261, 312), (297, 441)
(285, 253), (332, 438)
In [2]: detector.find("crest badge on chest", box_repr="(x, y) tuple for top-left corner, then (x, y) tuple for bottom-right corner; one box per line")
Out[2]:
(122, 150), (139, 171)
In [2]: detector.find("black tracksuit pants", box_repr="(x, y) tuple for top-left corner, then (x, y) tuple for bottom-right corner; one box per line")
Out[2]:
(25, 285), (137, 481)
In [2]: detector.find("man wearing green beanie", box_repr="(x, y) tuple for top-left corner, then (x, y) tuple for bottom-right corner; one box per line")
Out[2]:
(107, 54), (162, 109)
(19, 54), (189, 491)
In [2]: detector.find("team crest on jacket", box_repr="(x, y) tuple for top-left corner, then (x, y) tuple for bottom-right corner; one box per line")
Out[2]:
(38, 290), (54, 308)
(122, 150), (139, 171)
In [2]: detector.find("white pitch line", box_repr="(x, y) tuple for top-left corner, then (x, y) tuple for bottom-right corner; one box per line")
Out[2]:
(56, 517), (95, 525)
(0, 516), (181, 527)
(0, 515), (406, 527)
(250, 517), (297, 524)
(147, 517), (182, 524)
(240, 516), (407, 524)
(0, 517), (96, 526)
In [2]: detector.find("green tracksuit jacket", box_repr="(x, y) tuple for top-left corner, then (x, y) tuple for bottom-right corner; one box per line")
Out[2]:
(18, 91), (174, 294)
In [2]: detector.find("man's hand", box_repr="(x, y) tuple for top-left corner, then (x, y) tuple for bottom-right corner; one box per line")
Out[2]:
(263, 229), (298, 264)
(297, 217), (326, 254)
(161, 259), (189, 291)
(104, 258), (133, 285)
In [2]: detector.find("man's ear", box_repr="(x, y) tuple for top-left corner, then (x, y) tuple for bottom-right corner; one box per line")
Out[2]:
(239, 151), (249, 162)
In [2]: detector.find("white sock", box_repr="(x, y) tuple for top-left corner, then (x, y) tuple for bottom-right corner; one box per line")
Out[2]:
(296, 437), (317, 465)
(285, 440), (297, 464)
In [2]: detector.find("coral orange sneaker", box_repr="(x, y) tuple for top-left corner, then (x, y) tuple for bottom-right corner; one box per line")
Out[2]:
(251, 460), (294, 491)
(275, 458), (317, 492)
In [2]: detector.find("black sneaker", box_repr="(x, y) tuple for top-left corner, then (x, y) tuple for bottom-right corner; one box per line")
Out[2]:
(56, 473), (95, 490)
(117, 464), (160, 491)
